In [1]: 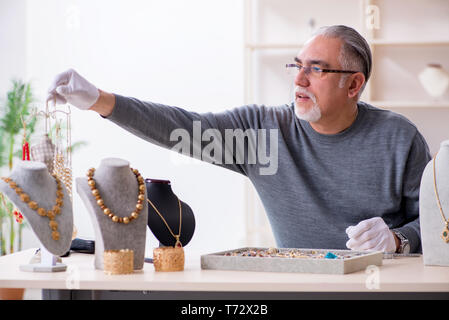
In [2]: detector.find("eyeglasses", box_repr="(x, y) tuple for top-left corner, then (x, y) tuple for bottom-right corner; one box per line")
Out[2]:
(285, 63), (358, 79)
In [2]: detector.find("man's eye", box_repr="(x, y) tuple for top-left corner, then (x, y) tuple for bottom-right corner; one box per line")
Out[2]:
(311, 66), (322, 72)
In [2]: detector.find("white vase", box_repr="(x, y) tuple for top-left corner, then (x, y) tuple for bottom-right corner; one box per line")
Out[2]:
(419, 140), (449, 266)
(418, 64), (449, 98)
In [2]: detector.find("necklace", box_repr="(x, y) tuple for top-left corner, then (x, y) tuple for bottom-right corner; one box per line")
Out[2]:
(432, 152), (449, 243)
(147, 197), (182, 247)
(1, 175), (64, 240)
(86, 167), (145, 224)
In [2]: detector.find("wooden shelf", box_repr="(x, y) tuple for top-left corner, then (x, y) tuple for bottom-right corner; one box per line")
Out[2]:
(369, 100), (449, 108)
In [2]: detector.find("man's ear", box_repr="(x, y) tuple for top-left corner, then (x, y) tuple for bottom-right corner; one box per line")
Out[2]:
(348, 72), (365, 99)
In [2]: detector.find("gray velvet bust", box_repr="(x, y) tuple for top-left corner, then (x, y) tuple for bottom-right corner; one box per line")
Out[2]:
(76, 158), (147, 270)
(419, 140), (449, 266)
(0, 161), (73, 256)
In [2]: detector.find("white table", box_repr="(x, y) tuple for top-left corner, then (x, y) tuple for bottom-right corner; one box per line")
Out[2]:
(0, 249), (448, 299)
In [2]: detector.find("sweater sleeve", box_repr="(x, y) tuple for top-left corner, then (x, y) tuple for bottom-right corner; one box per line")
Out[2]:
(395, 131), (432, 253)
(105, 94), (266, 176)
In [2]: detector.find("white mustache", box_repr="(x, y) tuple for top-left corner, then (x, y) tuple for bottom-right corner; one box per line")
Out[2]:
(294, 86), (316, 103)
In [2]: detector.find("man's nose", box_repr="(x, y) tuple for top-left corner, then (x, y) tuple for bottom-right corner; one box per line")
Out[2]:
(295, 68), (310, 87)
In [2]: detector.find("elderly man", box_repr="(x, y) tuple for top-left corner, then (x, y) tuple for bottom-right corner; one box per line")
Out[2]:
(48, 25), (430, 253)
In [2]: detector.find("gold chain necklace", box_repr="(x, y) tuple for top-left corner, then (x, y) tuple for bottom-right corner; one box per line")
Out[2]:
(87, 167), (145, 224)
(432, 152), (449, 243)
(1, 175), (64, 240)
(147, 197), (182, 247)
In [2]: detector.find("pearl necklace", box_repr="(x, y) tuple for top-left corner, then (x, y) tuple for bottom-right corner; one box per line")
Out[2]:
(1, 175), (64, 240)
(86, 167), (145, 224)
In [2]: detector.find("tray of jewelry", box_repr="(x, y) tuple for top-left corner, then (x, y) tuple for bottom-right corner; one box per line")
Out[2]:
(201, 247), (383, 274)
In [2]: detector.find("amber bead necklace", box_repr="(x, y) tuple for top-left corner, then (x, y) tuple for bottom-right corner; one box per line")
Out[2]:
(87, 167), (145, 224)
(1, 175), (64, 240)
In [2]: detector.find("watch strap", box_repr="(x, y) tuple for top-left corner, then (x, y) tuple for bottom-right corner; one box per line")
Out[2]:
(393, 230), (410, 254)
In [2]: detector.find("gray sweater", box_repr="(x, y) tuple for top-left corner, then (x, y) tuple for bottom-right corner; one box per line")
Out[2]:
(107, 95), (431, 253)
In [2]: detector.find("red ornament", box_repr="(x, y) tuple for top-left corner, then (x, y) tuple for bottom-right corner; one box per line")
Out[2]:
(22, 141), (30, 161)
(13, 209), (24, 224)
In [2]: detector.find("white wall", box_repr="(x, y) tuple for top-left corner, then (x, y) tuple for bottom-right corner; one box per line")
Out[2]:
(1, 0), (248, 256)
(0, 0), (27, 99)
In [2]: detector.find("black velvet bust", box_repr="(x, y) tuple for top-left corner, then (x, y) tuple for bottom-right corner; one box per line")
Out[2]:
(145, 179), (195, 247)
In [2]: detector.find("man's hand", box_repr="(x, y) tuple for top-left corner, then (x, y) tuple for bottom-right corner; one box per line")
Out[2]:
(345, 217), (398, 253)
(47, 69), (100, 110)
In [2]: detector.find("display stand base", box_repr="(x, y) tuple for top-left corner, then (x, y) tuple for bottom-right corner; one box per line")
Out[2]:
(19, 246), (67, 273)
(19, 263), (67, 273)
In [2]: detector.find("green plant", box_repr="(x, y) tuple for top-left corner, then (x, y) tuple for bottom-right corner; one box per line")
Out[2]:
(0, 79), (37, 255)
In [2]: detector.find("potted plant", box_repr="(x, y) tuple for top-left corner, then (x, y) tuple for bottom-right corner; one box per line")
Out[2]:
(0, 79), (37, 299)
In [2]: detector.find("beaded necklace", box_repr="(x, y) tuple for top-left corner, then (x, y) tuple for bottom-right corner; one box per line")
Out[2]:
(86, 167), (145, 224)
(1, 175), (64, 240)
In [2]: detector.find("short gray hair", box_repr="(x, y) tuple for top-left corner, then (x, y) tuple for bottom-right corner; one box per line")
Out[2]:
(313, 25), (372, 96)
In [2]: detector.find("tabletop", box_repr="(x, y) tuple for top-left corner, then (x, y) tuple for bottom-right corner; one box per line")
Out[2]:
(0, 248), (448, 293)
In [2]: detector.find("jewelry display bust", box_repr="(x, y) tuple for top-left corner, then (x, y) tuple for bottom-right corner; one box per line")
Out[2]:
(146, 179), (195, 247)
(0, 161), (73, 256)
(420, 140), (449, 266)
(76, 158), (148, 270)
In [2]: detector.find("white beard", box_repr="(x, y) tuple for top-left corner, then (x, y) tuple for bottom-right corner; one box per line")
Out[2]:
(293, 87), (322, 122)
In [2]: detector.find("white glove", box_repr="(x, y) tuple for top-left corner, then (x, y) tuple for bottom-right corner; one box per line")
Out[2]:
(345, 217), (397, 253)
(47, 68), (99, 110)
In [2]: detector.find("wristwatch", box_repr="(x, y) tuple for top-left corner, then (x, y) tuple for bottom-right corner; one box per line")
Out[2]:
(393, 230), (410, 254)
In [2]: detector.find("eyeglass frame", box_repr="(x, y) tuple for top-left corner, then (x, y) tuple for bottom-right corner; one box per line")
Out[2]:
(286, 57), (358, 77)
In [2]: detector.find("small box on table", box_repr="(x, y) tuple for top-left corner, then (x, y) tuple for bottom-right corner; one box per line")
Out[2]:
(201, 247), (383, 274)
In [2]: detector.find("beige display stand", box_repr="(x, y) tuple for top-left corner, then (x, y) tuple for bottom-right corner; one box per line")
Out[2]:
(0, 161), (73, 272)
(76, 158), (147, 271)
(420, 140), (449, 266)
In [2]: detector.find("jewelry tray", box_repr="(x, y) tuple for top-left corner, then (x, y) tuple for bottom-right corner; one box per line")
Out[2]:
(200, 247), (383, 274)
